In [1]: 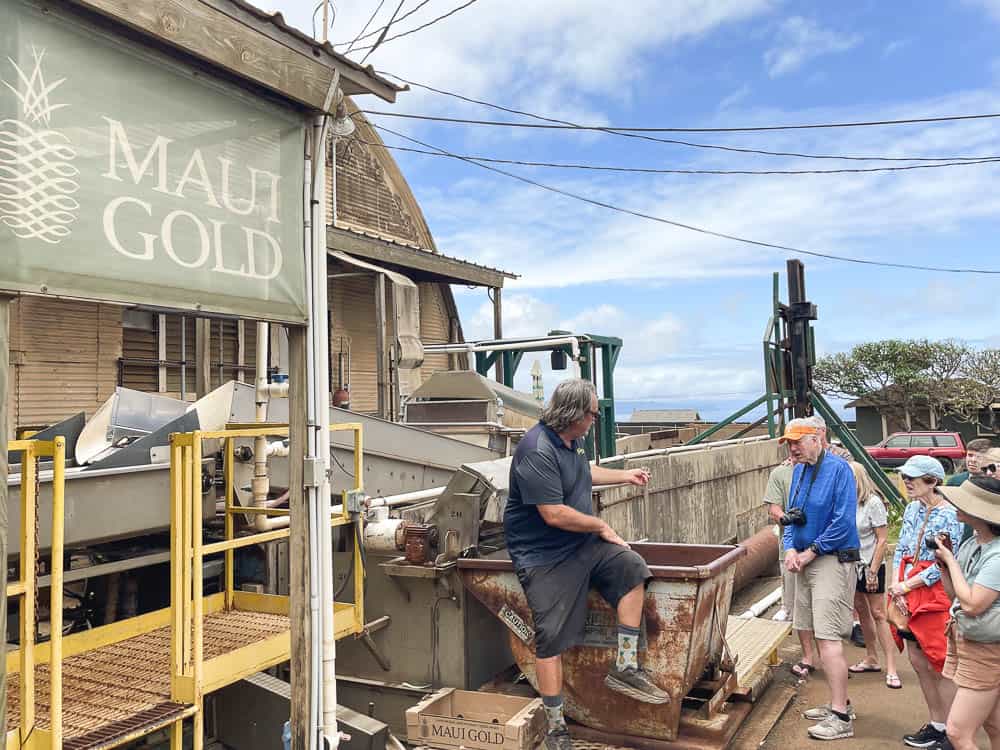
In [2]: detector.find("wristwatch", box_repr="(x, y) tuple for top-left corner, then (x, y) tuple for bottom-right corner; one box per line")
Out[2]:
(808, 543), (821, 556)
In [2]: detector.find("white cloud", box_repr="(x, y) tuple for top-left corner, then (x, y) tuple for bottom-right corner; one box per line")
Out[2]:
(883, 39), (910, 57)
(718, 84), (752, 111)
(272, 0), (777, 123)
(764, 17), (861, 77)
(964, 0), (1000, 22)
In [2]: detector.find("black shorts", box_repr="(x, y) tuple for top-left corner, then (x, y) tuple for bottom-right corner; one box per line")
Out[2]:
(515, 536), (651, 659)
(856, 563), (886, 594)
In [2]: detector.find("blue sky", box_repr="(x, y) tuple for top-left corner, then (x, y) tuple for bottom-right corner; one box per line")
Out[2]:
(273, 0), (1000, 420)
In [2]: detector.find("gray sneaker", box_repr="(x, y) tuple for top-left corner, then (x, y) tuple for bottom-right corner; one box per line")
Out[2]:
(808, 714), (854, 741)
(544, 728), (573, 750)
(604, 666), (670, 704)
(803, 704), (857, 721)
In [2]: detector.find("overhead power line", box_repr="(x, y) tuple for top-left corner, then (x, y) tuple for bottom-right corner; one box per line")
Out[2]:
(336, 0), (431, 48)
(359, 0), (406, 64)
(342, 0), (387, 53)
(352, 137), (1000, 175)
(351, 0), (481, 55)
(371, 123), (1000, 275)
(362, 107), (1000, 134)
(367, 74), (1000, 162)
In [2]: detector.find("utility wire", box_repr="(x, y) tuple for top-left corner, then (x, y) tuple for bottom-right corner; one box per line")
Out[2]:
(351, 136), (1000, 175)
(371, 123), (1000, 275)
(367, 74), (1000, 162)
(351, 0), (481, 54)
(337, 0), (432, 47)
(359, 0), (406, 65)
(342, 0), (387, 53)
(360, 107), (1000, 134)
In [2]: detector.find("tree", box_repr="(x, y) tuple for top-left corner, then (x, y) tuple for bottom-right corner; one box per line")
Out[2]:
(813, 339), (999, 430)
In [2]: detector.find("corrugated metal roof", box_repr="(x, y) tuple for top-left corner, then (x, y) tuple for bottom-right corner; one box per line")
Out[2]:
(629, 409), (701, 423)
(333, 222), (518, 280)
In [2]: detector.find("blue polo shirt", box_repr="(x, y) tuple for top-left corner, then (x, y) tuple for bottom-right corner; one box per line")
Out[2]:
(782, 452), (860, 555)
(503, 422), (593, 569)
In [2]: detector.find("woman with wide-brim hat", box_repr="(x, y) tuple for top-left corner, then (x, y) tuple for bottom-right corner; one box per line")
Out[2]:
(934, 476), (1000, 750)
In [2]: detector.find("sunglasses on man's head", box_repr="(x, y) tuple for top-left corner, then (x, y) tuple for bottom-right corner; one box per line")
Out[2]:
(985, 464), (999, 474)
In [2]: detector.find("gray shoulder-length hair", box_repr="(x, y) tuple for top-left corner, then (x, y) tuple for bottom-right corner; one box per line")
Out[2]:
(541, 378), (597, 433)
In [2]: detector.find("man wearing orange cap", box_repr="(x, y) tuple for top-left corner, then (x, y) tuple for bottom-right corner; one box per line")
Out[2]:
(780, 417), (861, 741)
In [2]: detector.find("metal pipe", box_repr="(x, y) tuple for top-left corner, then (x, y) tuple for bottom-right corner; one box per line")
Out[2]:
(252, 322), (285, 533)
(737, 585), (783, 620)
(425, 336), (583, 378)
(181, 316), (187, 398)
(602, 434), (773, 464)
(733, 526), (780, 593)
(369, 486), (445, 507)
(50, 437), (66, 747)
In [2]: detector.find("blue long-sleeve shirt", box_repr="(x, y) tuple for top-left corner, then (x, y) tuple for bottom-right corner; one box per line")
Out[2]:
(892, 499), (964, 587)
(782, 453), (860, 555)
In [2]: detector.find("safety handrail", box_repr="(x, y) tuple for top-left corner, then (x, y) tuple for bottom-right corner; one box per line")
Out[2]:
(5, 437), (67, 748)
(168, 423), (366, 723)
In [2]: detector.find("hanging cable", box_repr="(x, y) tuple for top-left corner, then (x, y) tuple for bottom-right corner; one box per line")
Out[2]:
(352, 0), (482, 55)
(343, 0), (387, 53)
(371, 123), (1000, 275)
(338, 0), (432, 48)
(360, 0), (407, 64)
(366, 73), (1000, 163)
(350, 135), (1000, 175)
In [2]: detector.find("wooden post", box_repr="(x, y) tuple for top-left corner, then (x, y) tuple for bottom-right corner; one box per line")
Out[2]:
(375, 274), (387, 419)
(492, 287), (503, 383)
(194, 318), (212, 398)
(288, 325), (311, 750)
(0, 295), (9, 736)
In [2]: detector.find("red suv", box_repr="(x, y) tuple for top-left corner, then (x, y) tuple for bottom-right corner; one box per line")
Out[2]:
(866, 431), (966, 474)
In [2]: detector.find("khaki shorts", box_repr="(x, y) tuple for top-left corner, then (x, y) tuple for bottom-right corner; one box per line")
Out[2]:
(943, 627), (1000, 690)
(792, 554), (854, 641)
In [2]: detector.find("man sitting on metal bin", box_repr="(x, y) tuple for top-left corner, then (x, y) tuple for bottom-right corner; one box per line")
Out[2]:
(503, 378), (664, 750)
(781, 417), (861, 741)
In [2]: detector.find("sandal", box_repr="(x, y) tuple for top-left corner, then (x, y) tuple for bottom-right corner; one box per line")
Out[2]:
(791, 661), (816, 678)
(886, 673), (902, 689)
(848, 660), (882, 673)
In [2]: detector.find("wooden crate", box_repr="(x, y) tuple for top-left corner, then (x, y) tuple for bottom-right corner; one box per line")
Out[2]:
(406, 688), (545, 750)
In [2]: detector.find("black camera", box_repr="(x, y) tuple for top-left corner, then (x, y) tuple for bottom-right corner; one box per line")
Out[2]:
(926, 534), (953, 552)
(780, 507), (807, 527)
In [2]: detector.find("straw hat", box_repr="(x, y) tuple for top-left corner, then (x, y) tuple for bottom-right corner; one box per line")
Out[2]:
(941, 476), (1000, 525)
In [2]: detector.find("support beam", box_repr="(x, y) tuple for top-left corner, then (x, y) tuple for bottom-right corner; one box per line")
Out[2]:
(0, 295), (9, 735)
(492, 288), (503, 384)
(194, 318), (212, 398)
(288, 327), (311, 750)
(375, 274), (388, 420)
(157, 314), (167, 393)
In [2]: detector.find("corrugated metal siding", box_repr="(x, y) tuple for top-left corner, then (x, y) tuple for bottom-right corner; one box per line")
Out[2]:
(9, 297), (121, 429)
(420, 283), (451, 379)
(330, 274), (378, 413)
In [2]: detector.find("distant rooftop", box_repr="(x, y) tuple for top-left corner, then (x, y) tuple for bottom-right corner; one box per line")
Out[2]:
(628, 409), (701, 423)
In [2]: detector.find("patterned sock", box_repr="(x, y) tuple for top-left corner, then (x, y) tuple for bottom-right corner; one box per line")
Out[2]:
(616, 624), (641, 671)
(542, 695), (566, 732)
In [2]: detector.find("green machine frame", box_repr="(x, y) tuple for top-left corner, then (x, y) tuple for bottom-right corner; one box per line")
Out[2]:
(474, 332), (623, 460)
(685, 262), (903, 510)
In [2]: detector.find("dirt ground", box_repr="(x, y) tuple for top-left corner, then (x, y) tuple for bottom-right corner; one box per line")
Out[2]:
(747, 627), (991, 749)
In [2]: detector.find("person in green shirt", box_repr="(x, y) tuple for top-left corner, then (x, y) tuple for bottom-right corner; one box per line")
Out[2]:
(946, 438), (994, 487)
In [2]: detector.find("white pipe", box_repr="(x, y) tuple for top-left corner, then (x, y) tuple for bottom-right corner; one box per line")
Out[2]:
(368, 486), (445, 507)
(267, 440), (289, 458)
(303, 124), (322, 750)
(252, 322), (287, 533)
(313, 102), (339, 749)
(738, 585), (783, 619)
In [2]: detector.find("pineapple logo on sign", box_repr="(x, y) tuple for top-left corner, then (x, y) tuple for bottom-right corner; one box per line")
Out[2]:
(0, 46), (79, 244)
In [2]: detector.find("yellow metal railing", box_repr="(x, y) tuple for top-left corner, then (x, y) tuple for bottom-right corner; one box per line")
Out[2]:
(5, 437), (66, 750)
(168, 423), (365, 749)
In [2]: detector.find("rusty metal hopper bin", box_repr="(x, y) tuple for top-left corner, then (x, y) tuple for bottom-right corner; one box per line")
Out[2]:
(457, 543), (745, 742)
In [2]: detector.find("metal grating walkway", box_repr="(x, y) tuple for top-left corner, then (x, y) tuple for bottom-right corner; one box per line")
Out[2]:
(7, 609), (289, 749)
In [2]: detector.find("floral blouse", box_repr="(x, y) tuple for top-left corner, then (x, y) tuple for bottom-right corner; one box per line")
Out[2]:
(892, 497), (965, 586)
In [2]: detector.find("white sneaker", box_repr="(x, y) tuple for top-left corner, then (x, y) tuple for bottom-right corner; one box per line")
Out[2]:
(772, 607), (790, 622)
(808, 714), (854, 741)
